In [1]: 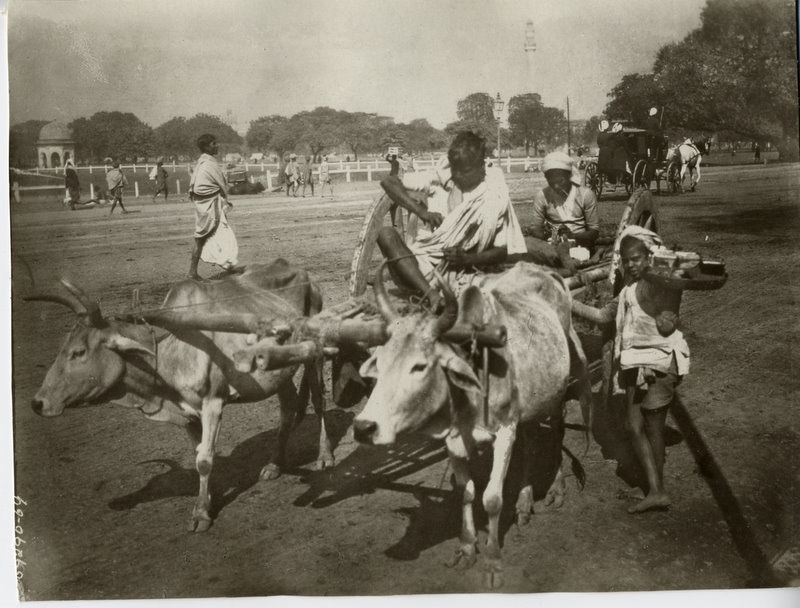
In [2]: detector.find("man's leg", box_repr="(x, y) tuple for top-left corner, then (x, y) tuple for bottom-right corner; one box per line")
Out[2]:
(625, 385), (671, 513)
(189, 236), (206, 280)
(377, 227), (440, 308)
(643, 405), (669, 486)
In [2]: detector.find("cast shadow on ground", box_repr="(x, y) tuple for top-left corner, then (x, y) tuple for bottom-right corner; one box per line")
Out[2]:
(292, 422), (570, 561)
(107, 408), (354, 519)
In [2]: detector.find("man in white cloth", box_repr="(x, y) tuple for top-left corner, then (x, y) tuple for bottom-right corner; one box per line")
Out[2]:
(378, 130), (527, 308)
(188, 133), (239, 280)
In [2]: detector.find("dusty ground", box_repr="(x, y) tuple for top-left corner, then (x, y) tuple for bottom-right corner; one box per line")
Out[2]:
(10, 165), (800, 599)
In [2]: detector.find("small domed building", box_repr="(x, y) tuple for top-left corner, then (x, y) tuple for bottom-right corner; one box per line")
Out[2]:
(36, 121), (75, 168)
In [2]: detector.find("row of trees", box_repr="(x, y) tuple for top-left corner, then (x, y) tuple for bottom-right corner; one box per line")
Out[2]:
(9, 92), (576, 168)
(603, 0), (798, 159)
(8, 112), (243, 167)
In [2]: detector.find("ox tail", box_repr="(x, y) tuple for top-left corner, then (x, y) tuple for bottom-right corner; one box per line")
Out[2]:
(560, 444), (586, 490)
(566, 323), (593, 454)
(295, 370), (310, 428)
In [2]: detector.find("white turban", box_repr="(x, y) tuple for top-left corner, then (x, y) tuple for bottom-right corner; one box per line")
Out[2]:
(599, 119), (610, 132)
(649, 107), (658, 116)
(542, 151), (581, 185)
(611, 122), (623, 134)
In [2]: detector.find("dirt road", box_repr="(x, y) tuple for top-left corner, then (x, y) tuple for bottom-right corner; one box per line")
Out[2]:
(11, 165), (800, 599)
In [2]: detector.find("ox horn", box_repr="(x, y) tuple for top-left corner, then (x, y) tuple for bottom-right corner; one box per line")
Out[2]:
(374, 260), (400, 323)
(59, 277), (104, 327)
(431, 267), (458, 337)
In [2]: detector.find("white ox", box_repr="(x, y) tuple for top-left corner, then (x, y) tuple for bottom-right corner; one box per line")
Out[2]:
(353, 262), (590, 586)
(27, 260), (329, 532)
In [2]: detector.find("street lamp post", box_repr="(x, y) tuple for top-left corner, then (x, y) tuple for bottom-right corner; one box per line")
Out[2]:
(494, 92), (504, 159)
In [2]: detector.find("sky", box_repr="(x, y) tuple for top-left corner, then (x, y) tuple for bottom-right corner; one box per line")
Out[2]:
(6, 0), (706, 133)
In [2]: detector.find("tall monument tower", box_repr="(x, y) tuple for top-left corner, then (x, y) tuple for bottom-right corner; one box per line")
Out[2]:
(523, 20), (536, 92)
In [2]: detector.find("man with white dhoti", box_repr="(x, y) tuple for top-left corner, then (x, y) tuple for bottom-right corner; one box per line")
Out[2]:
(378, 131), (527, 309)
(188, 133), (239, 280)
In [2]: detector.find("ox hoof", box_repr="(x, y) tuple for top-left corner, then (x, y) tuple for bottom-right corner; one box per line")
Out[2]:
(482, 563), (504, 589)
(259, 463), (282, 481)
(313, 456), (335, 471)
(445, 546), (477, 570)
(188, 514), (213, 533)
(544, 489), (565, 509)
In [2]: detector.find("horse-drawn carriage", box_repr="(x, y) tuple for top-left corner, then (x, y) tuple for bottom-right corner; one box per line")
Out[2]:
(584, 126), (682, 200)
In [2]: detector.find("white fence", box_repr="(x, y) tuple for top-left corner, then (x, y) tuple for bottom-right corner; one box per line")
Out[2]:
(16, 156), (546, 200)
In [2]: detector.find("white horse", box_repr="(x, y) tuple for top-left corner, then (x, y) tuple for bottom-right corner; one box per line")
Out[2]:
(669, 137), (708, 191)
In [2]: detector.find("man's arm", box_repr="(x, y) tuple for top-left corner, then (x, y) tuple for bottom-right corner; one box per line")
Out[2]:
(571, 297), (617, 325)
(380, 175), (442, 228)
(528, 192), (549, 240)
(571, 189), (599, 247)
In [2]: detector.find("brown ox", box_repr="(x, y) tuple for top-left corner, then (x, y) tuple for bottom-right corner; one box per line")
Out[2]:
(353, 262), (590, 586)
(27, 260), (327, 532)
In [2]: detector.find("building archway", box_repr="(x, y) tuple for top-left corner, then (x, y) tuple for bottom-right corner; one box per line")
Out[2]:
(50, 152), (61, 168)
(40, 152), (48, 168)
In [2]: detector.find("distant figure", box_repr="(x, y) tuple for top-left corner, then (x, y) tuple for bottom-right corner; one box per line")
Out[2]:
(385, 153), (400, 177)
(64, 158), (80, 210)
(152, 158), (169, 202)
(10, 168), (20, 204)
(188, 133), (239, 280)
(106, 161), (128, 216)
(285, 154), (300, 197)
(301, 156), (315, 197)
(753, 142), (761, 163)
(318, 155), (334, 197)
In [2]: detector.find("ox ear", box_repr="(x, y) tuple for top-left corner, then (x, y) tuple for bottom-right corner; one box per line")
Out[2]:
(358, 350), (379, 379)
(102, 333), (156, 358)
(435, 344), (482, 402)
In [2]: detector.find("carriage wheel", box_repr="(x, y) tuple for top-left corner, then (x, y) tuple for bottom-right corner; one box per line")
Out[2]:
(632, 159), (649, 190)
(583, 162), (602, 200)
(348, 192), (422, 297)
(667, 160), (681, 194)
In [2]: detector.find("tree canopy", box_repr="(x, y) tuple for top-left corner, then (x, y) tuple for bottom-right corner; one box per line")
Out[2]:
(507, 93), (567, 155)
(605, 0), (798, 158)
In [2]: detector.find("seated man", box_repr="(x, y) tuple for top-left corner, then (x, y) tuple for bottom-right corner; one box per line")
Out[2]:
(377, 131), (527, 308)
(521, 151), (599, 273)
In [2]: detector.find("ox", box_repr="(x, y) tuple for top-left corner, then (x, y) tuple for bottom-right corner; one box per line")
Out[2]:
(27, 260), (329, 532)
(353, 262), (590, 586)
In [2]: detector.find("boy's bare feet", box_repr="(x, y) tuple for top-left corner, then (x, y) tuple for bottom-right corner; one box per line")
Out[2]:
(628, 492), (671, 513)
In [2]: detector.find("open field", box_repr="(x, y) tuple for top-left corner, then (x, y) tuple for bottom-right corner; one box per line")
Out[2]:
(10, 164), (800, 599)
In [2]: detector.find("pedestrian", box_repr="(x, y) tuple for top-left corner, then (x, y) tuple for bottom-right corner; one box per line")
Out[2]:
(10, 168), (20, 204)
(188, 133), (240, 280)
(753, 142), (761, 163)
(318, 155), (334, 197)
(152, 158), (169, 202)
(301, 156), (315, 197)
(64, 159), (80, 210)
(285, 153), (300, 197)
(106, 160), (128, 215)
(571, 226), (689, 514)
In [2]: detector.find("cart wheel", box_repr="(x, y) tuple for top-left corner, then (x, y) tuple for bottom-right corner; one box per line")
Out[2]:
(348, 192), (423, 297)
(667, 160), (681, 194)
(632, 159), (649, 190)
(583, 162), (602, 200)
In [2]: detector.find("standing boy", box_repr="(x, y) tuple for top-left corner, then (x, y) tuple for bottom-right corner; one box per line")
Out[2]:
(571, 226), (689, 513)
